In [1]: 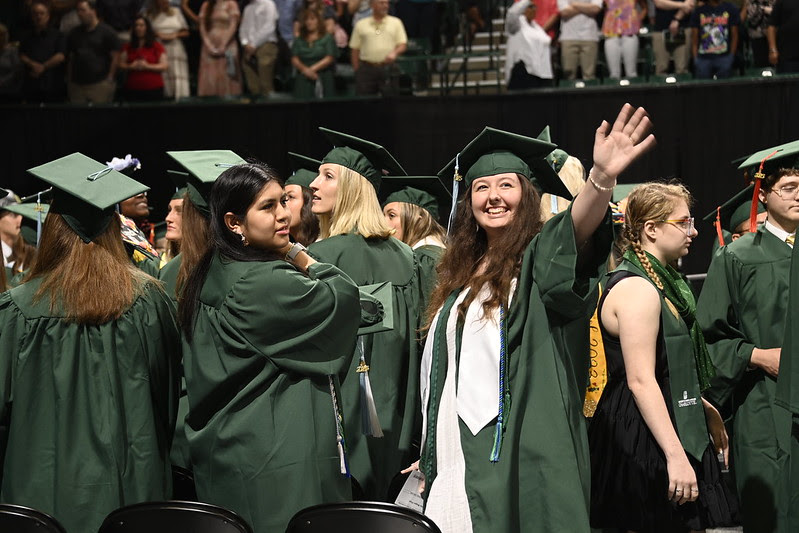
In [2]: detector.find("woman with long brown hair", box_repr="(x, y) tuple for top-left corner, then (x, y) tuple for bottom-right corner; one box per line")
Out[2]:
(0, 153), (180, 533)
(411, 104), (655, 533)
(589, 182), (737, 531)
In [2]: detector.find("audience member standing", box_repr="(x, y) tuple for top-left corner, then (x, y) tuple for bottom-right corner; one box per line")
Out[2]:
(275, 0), (304, 45)
(767, 0), (799, 73)
(197, 0), (242, 96)
(20, 1), (66, 103)
(602, 0), (646, 78)
(0, 24), (23, 102)
(67, 0), (121, 104)
(148, 0), (191, 99)
(292, 8), (336, 98)
(558, 0), (602, 80)
(690, 0), (739, 78)
(652, 0), (694, 75)
(504, 0), (553, 89)
(97, 0), (146, 42)
(120, 16), (168, 100)
(350, 0), (407, 96)
(741, 0), (776, 67)
(534, 0), (560, 38)
(239, 0), (279, 96)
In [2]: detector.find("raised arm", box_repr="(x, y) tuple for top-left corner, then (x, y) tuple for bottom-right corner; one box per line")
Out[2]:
(571, 103), (656, 246)
(505, 0), (530, 35)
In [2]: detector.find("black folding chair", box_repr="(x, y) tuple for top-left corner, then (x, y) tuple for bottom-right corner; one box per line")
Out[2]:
(285, 501), (441, 533)
(0, 504), (66, 533)
(98, 501), (252, 533)
(171, 465), (198, 501)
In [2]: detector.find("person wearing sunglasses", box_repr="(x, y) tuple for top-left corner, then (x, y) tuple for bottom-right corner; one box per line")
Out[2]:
(696, 142), (799, 533)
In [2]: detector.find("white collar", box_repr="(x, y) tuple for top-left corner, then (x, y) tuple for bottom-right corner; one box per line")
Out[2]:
(411, 236), (445, 250)
(764, 218), (795, 245)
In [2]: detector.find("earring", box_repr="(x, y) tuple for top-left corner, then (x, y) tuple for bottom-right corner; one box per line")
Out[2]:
(239, 232), (248, 246)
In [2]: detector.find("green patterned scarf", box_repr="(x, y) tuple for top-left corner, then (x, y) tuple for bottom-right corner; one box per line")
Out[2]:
(623, 249), (715, 391)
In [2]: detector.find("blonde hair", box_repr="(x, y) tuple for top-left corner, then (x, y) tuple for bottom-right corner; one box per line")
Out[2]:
(398, 202), (446, 248)
(540, 156), (586, 222)
(622, 182), (693, 290)
(318, 166), (394, 240)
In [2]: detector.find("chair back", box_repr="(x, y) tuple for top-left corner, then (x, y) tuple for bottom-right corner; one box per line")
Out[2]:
(0, 504), (66, 533)
(98, 501), (252, 533)
(286, 501), (441, 533)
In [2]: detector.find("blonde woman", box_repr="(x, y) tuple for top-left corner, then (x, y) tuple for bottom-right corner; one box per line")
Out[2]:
(308, 128), (421, 500)
(589, 182), (737, 531)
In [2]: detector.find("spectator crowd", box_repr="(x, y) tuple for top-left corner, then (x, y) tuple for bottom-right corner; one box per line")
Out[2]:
(0, 0), (797, 103)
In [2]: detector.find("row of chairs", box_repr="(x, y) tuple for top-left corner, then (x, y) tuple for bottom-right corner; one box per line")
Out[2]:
(0, 500), (442, 533)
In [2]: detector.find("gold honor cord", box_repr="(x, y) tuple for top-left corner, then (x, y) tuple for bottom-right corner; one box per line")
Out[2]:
(583, 285), (608, 418)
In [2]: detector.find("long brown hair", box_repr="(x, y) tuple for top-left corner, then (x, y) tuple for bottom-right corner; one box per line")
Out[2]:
(176, 197), (211, 296)
(26, 213), (151, 325)
(9, 233), (37, 273)
(426, 175), (542, 326)
(623, 182), (693, 290)
(298, 7), (327, 40)
(398, 202), (446, 248)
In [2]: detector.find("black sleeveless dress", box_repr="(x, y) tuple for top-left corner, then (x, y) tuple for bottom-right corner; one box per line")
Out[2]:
(588, 271), (738, 532)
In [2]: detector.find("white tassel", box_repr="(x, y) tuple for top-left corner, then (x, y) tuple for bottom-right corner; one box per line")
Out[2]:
(357, 338), (383, 437)
(337, 436), (348, 475)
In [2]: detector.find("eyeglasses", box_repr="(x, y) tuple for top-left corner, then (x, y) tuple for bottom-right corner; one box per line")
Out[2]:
(770, 184), (799, 199)
(660, 217), (695, 235)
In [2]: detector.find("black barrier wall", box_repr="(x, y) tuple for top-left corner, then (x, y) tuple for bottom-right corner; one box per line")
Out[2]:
(3, 76), (798, 273)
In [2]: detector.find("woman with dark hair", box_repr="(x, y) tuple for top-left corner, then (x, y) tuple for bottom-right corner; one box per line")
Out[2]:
(120, 15), (168, 101)
(291, 7), (336, 99)
(177, 160), (378, 532)
(0, 153), (180, 533)
(409, 105), (655, 533)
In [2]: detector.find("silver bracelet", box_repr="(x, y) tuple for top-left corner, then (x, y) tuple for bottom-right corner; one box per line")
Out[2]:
(285, 242), (307, 261)
(588, 169), (616, 193)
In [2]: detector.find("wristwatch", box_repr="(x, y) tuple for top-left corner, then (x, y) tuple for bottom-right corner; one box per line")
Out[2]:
(285, 242), (308, 261)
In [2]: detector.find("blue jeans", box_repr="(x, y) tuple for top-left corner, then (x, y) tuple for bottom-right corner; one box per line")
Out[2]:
(694, 53), (735, 79)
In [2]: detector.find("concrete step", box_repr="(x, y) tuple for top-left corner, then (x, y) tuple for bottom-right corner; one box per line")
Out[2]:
(451, 43), (506, 54)
(471, 31), (506, 47)
(448, 55), (506, 71)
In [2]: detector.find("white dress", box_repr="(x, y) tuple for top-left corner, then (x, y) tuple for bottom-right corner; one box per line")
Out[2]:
(150, 9), (191, 99)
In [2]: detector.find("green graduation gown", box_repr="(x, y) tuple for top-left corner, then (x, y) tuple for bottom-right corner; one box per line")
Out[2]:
(421, 209), (611, 532)
(0, 277), (181, 533)
(183, 255), (366, 532)
(696, 227), (793, 533)
(309, 234), (421, 499)
(157, 254), (190, 470)
(776, 241), (799, 533)
(414, 244), (444, 317)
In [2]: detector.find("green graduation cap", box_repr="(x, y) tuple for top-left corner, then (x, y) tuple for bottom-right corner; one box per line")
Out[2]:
(4, 201), (50, 222)
(27, 153), (150, 244)
(357, 281), (394, 335)
(154, 220), (168, 242)
(319, 128), (407, 192)
(612, 183), (642, 203)
(437, 127), (571, 230)
(166, 150), (245, 217)
(702, 184), (766, 247)
(381, 176), (451, 222)
(737, 140), (799, 232)
(537, 126), (571, 175)
(166, 169), (189, 200)
(286, 152), (321, 189)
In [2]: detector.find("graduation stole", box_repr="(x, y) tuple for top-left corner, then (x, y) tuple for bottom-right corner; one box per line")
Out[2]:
(622, 250), (715, 391)
(420, 288), (512, 488)
(614, 259), (710, 460)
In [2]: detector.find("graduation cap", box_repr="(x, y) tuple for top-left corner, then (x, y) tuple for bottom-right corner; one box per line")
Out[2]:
(166, 150), (245, 217)
(612, 183), (642, 203)
(166, 169), (189, 201)
(286, 152), (321, 189)
(319, 128), (407, 192)
(0, 188), (19, 210)
(537, 126), (571, 175)
(154, 220), (168, 242)
(437, 127), (571, 231)
(381, 176), (451, 222)
(702, 184), (766, 247)
(26, 153), (150, 244)
(738, 139), (799, 232)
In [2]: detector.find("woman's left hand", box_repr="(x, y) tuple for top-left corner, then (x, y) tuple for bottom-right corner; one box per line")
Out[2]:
(703, 398), (729, 468)
(592, 103), (656, 185)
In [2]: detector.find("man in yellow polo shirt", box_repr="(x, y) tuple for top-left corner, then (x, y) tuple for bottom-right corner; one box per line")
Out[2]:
(350, 0), (407, 95)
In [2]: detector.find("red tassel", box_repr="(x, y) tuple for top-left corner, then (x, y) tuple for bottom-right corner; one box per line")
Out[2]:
(749, 179), (761, 234)
(715, 207), (725, 247)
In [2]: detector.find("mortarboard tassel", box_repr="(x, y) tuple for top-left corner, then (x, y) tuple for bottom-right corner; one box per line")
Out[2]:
(447, 153), (462, 235)
(715, 206), (725, 247)
(356, 337), (383, 437)
(490, 306), (509, 463)
(328, 376), (351, 476)
(750, 149), (780, 233)
(35, 191), (43, 246)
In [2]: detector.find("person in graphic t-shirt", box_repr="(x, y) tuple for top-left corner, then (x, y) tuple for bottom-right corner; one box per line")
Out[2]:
(690, 0), (739, 78)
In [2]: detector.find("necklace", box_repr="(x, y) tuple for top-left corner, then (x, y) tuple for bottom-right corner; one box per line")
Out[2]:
(374, 18), (384, 35)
